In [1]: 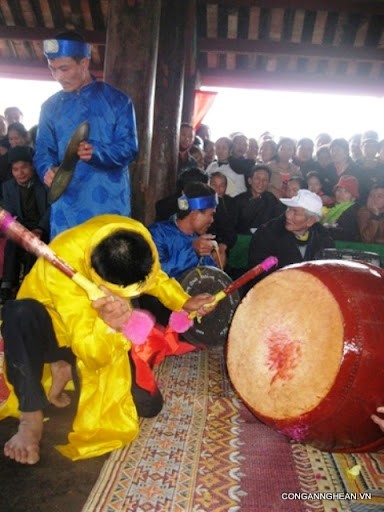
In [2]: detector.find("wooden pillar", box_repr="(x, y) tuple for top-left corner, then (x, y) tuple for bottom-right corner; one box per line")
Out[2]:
(182, 0), (198, 124)
(146, 0), (189, 224)
(104, 0), (161, 222)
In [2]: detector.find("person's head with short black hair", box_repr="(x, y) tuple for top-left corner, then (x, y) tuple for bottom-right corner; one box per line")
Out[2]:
(176, 182), (217, 235)
(8, 145), (35, 186)
(231, 133), (249, 158)
(56, 31), (86, 42)
(43, 30), (92, 92)
(176, 182), (217, 220)
(196, 123), (211, 141)
(286, 175), (305, 198)
(47, 31), (89, 63)
(306, 171), (325, 195)
(4, 106), (23, 125)
(247, 165), (271, 198)
(91, 229), (154, 286)
(296, 138), (314, 163)
(259, 138), (277, 164)
(329, 138), (350, 166)
(277, 137), (296, 163)
(209, 171), (227, 198)
(189, 145), (205, 170)
(176, 167), (208, 194)
(248, 164), (272, 180)
(7, 122), (30, 148)
(179, 123), (195, 152)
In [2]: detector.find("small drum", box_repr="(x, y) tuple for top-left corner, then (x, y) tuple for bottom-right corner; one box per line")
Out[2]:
(179, 266), (240, 346)
(321, 247), (381, 268)
(227, 259), (384, 452)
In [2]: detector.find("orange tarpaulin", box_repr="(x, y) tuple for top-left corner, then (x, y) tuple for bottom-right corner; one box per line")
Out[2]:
(193, 90), (217, 131)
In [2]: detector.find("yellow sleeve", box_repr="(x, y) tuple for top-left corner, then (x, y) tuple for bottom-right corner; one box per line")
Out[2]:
(145, 269), (191, 311)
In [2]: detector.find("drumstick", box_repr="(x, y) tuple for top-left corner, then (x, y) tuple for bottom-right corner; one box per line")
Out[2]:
(213, 255), (278, 303)
(201, 255), (278, 309)
(180, 256), (278, 321)
(0, 208), (155, 345)
(0, 208), (104, 300)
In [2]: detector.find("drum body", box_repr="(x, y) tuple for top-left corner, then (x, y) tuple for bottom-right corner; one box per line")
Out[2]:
(179, 266), (240, 345)
(227, 259), (384, 452)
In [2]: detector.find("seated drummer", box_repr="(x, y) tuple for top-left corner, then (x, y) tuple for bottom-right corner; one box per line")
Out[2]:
(140, 182), (219, 324)
(149, 182), (219, 279)
(248, 189), (335, 284)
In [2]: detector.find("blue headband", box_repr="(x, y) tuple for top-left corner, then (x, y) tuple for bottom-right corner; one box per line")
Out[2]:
(43, 39), (92, 59)
(177, 194), (218, 211)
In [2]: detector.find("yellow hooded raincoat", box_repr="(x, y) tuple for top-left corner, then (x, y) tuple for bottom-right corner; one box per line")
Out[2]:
(0, 215), (190, 460)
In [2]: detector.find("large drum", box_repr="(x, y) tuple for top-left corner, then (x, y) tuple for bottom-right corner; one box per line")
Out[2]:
(179, 266), (241, 346)
(227, 259), (384, 452)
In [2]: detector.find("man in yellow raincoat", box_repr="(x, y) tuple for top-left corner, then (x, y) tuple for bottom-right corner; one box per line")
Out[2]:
(0, 214), (215, 464)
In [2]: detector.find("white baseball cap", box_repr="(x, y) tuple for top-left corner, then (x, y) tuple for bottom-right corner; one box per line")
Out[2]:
(280, 189), (322, 217)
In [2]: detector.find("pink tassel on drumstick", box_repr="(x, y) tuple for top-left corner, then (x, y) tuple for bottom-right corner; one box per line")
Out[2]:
(0, 209), (154, 345)
(169, 256), (278, 332)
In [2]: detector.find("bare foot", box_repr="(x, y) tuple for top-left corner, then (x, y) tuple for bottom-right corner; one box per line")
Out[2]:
(4, 411), (43, 464)
(48, 360), (72, 408)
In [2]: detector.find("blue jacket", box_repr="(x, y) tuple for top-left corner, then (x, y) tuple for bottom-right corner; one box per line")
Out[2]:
(34, 78), (138, 239)
(149, 219), (217, 279)
(2, 177), (50, 235)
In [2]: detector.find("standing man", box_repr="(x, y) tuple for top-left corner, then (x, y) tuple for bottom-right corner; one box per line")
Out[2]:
(234, 164), (284, 234)
(0, 146), (49, 303)
(178, 123), (196, 175)
(34, 31), (138, 239)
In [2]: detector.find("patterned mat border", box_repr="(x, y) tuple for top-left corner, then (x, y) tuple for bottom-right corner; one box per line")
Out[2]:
(82, 349), (243, 512)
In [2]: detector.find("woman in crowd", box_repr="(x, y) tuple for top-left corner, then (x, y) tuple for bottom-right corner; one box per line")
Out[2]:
(268, 137), (300, 198)
(321, 175), (361, 241)
(306, 171), (334, 208)
(257, 138), (277, 165)
(7, 122), (31, 148)
(357, 183), (384, 243)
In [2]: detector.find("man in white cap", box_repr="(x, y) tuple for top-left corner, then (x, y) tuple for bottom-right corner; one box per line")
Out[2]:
(248, 189), (334, 279)
(34, 31), (138, 239)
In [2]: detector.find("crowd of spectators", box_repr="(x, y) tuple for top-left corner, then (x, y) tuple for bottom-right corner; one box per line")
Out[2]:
(168, 123), (384, 281)
(1, 112), (384, 302)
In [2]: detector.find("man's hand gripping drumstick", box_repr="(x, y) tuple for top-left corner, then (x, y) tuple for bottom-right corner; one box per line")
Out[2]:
(0, 209), (155, 345)
(170, 257), (278, 332)
(195, 255), (278, 315)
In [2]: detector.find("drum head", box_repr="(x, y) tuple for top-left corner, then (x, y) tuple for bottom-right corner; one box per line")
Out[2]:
(179, 266), (240, 346)
(227, 267), (344, 420)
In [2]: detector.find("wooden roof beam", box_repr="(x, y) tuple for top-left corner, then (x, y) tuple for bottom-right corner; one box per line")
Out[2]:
(0, 26), (106, 45)
(0, 58), (103, 80)
(200, 69), (384, 97)
(199, 38), (384, 61)
(198, 1), (384, 15)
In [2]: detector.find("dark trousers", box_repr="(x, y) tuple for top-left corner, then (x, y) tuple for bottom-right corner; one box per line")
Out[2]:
(1, 299), (163, 417)
(1, 240), (36, 288)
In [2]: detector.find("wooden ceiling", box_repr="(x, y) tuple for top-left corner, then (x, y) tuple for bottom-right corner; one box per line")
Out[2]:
(1, 0), (384, 96)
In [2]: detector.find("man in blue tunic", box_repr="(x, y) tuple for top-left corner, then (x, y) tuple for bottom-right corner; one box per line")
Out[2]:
(34, 31), (138, 239)
(149, 182), (219, 279)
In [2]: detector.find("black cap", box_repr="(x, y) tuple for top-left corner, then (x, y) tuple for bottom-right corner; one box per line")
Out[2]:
(8, 145), (34, 164)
